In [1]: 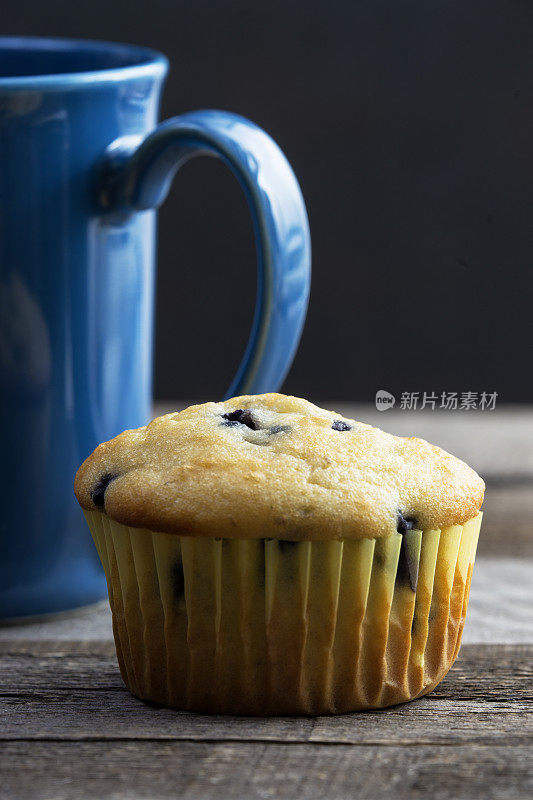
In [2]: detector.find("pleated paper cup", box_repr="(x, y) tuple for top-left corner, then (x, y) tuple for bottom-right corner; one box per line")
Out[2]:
(84, 510), (482, 715)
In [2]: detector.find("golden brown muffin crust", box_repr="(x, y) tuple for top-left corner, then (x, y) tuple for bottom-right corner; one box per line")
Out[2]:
(74, 393), (484, 540)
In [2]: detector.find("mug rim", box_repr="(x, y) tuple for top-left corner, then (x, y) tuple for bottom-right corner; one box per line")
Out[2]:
(0, 36), (168, 91)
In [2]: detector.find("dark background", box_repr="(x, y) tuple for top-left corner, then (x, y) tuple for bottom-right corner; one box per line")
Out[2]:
(4, 0), (533, 403)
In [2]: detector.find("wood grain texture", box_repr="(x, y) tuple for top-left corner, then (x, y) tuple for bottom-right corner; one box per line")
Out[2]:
(2, 692), (531, 745)
(1, 644), (531, 799)
(1, 741), (532, 800)
(477, 486), (533, 558)
(0, 645), (531, 751)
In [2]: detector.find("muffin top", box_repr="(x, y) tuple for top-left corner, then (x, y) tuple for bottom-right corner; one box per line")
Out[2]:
(74, 393), (484, 540)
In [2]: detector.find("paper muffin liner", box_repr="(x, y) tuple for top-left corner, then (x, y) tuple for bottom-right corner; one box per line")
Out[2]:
(84, 510), (482, 715)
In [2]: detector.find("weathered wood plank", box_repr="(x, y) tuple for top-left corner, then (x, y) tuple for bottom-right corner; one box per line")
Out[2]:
(0, 645), (531, 745)
(0, 639), (115, 657)
(1, 691), (531, 745)
(477, 486), (533, 558)
(1, 741), (532, 800)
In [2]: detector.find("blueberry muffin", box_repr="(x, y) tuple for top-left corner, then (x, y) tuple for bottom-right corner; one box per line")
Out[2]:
(74, 393), (484, 715)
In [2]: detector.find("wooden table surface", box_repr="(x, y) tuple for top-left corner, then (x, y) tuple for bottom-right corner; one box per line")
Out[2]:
(1, 406), (532, 800)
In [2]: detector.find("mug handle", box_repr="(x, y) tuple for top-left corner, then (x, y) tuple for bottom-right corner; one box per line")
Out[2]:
(99, 110), (311, 398)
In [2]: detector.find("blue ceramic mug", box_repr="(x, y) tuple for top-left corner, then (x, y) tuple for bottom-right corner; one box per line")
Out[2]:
(0, 37), (311, 619)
